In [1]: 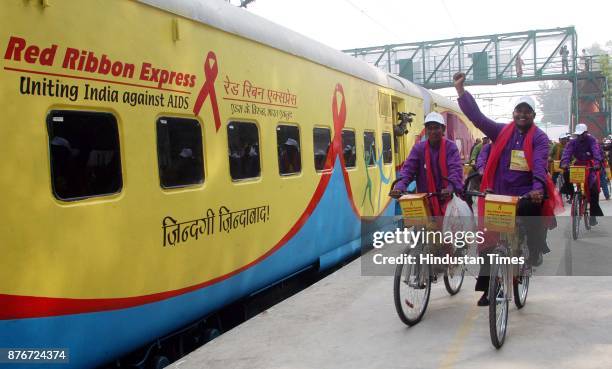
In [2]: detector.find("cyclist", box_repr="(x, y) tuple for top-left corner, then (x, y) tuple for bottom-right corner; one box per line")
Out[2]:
(454, 72), (562, 306)
(389, 112), (463, 216)
(550, 133), (569, 186)
(560, 123), (604, 225)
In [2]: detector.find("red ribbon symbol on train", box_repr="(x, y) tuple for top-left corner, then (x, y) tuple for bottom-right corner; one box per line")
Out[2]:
(331, 83), (346, 163)
(193, 51), (221, 131)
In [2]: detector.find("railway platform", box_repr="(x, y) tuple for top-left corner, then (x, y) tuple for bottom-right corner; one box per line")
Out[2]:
(171, 198), (612, 369)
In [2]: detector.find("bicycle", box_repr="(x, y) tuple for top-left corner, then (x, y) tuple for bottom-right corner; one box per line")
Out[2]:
(464, 188), (534, 349)
(565, 165), (595, 240)
(390, 180), (466, 327)
(551, 160), (570, 201)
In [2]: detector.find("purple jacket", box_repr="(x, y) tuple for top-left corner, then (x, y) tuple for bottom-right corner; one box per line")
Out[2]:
(561, 134), (602, 186)
(393, 138), (463, 193)
(476, 143), (491, 173)
(458, 91), (549, 196)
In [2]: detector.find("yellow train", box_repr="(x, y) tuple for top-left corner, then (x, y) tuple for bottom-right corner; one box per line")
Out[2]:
(0, 0), (479, 367)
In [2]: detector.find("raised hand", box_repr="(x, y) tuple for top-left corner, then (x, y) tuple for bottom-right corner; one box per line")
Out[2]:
(453, 72), (466, 96)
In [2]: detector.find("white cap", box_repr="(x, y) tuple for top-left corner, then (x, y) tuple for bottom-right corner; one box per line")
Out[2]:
(574, 123), (588, 135)
(513, 96), (536, 112)
(424, 112), (445, 126)
(284, 138), (299, 147)
(179, 148), (193, 158)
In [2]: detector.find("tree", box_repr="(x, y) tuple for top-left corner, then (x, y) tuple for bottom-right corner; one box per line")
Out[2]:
(536, 80), (572, 125)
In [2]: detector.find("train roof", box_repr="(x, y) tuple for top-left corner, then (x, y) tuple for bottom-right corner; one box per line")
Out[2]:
(138, 0), (423, 99)
(428, 90), (462, 113)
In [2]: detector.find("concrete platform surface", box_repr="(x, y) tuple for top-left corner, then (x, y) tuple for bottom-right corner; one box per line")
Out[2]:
(171, 198), (612, 369)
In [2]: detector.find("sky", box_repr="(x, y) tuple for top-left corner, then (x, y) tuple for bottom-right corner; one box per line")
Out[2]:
(244, 0), (610, 51)
(237, 0), (611, 127)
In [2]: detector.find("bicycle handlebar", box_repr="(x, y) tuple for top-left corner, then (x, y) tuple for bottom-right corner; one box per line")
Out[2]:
(389, 177), (455, 198)
(560, 165), (599, 170)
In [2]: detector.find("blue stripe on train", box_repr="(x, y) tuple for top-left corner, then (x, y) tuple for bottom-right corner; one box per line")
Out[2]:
(0, 158), (393, 369)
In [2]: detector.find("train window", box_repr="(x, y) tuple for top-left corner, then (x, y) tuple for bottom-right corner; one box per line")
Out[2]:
(47, 110), (122, 200)
(156, 117), (204, 188)
(341, 129), (356, 168)
(276, 125), (301, 175)
(378, 92), (391, 117)
(382, 132), (392, 164)
(313, 127), (331, 171)
(364, 131), (377, 167)
(228, 121), (260, 180)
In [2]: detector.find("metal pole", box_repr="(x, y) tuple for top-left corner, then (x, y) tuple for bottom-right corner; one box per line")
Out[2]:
(494, 36), (499, 82)
(532, 31), (537, 76)
(422, 44), (426, 85)
(572, 30), (579, 130)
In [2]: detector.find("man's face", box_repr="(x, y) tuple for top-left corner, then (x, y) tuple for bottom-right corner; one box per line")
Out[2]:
(560, 138), (568, 145)
(513, 103), (535, 129)
(426, 122), (444, 144)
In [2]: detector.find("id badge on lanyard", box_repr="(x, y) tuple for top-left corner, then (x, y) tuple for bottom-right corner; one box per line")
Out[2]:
(510, 150), (529, 171)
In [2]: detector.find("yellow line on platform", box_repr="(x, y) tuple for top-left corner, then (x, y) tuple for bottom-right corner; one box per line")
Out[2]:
(438, 303), (479, 369)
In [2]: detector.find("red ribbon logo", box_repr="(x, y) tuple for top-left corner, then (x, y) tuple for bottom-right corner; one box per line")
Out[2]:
(332, 83), (346, 134)
(193, 51), (221, 131)
(331, 83), (346, 161)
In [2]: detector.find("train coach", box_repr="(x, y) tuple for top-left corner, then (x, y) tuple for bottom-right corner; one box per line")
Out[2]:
(0, 0), (480, 368)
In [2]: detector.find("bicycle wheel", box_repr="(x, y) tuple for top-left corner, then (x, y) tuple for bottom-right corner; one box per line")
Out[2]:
(571, 193), (581, 240)
(393, 245), (431, 326)
(513, 242), (530, 309)
(489, 251), (509, 349)
(513, 275), (529, 309)
(444, 262), (465, 295)
(556, 172), (564, 194)
(583, 199), (591, 231)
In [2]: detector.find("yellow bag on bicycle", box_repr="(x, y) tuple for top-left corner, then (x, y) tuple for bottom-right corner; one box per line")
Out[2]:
(399, 194), (430, 226)
(569, 166), (587, 184)
(483, 194), (519, 232)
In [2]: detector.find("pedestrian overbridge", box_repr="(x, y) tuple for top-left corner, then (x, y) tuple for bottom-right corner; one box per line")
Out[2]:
(343, 27), (610, 136)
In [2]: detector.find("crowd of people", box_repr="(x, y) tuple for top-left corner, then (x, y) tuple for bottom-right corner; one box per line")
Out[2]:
(389, 71), (611, 306)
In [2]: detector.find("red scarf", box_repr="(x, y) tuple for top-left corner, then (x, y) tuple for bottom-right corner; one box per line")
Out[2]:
(479, 123), (564, 219)
(425, 139), (448, 216)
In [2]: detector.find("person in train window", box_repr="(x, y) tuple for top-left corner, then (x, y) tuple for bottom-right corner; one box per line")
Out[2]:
(343, 144), (355, 167)
(389, 112), (464, 216)
(454, 72), (563, 306)
(280, 138), (300, 173)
